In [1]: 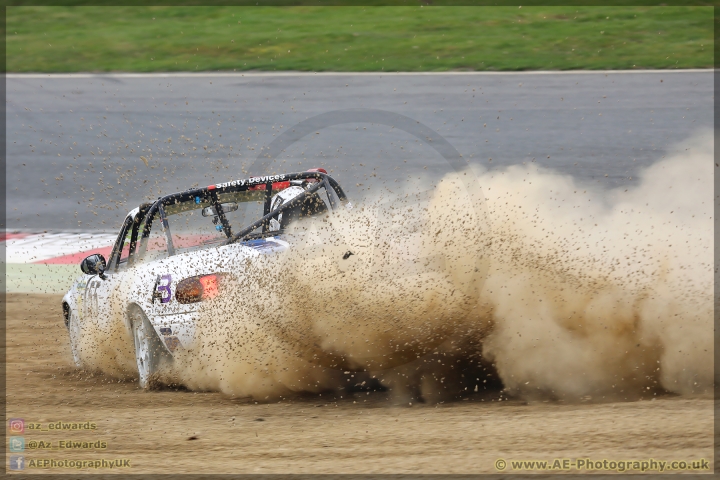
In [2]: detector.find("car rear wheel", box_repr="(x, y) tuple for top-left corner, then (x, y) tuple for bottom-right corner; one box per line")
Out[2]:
(129, 308), (163, 389)
(68, 309), (84, 368)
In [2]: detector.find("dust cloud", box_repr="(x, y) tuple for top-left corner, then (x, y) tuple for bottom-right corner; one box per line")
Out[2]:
(478, 130), (713, 401)
(78, 131), (713, 403)
(173, 171), (493, 401)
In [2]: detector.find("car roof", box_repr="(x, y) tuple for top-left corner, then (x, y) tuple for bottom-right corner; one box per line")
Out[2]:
(128, 170), (346, 217)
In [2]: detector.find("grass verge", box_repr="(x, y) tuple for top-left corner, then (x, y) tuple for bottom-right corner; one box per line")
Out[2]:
(7, 6), (713, 72)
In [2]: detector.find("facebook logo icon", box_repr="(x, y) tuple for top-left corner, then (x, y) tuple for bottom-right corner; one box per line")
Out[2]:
(9, 455), (25, 471)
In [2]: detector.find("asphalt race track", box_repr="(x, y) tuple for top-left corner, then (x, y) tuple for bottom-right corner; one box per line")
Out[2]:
(6, 70), (713, 231)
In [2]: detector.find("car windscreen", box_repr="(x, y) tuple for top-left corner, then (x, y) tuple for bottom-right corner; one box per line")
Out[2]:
(136, 185), (311, 262)
(160, 190), (268, 255)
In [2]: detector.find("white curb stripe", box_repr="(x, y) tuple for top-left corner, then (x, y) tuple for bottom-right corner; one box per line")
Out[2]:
(4, 232), (116, 264)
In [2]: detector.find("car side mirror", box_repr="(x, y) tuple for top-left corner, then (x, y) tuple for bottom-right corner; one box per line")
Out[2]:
(80, 254), (107, 279)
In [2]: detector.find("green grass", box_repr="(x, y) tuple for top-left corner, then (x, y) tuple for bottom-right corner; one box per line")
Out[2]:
(6, 6), (714, 72)
(5, 263), (80, 294)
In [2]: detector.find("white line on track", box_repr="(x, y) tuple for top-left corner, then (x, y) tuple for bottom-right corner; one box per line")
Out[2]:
(6, 69), (713, 79)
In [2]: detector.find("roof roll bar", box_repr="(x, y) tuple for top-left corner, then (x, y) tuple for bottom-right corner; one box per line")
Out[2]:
(224, 175), (330, 245)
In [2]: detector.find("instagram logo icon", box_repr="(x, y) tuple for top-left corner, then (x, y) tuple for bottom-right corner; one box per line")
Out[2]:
(9, 418), (24, 434)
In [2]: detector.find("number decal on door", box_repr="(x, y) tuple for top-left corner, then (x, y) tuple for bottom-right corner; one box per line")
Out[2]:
(84, 280), (100, 317)
(156, 274), (173, 303)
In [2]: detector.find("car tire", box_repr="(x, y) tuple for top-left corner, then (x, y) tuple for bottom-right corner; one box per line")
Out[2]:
(68, 309), (84, 368)
(129, 307), (164, 389)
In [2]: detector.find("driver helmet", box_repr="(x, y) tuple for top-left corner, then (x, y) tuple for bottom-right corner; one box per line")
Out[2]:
(268, 184), (328, 231)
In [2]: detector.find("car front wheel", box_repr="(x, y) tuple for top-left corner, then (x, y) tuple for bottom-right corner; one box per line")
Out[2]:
(129, 308), (163, 389)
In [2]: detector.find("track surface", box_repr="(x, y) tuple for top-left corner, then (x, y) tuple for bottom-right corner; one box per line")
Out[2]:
(6, 71), (713, 231)
(5, 294), (714, 474)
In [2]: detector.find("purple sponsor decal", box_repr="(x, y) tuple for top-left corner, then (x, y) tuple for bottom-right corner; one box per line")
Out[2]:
(157, 274), (172, 303)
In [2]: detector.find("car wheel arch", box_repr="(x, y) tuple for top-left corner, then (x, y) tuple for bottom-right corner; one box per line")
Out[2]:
(125, 303), (170, 354)
(125, 303), (147, 332)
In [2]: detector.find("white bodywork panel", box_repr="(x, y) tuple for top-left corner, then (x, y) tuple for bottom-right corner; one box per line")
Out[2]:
(62, 210), (290, 357)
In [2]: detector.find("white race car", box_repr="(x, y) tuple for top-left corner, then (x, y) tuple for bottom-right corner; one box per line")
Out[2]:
(62, 169), (349, 388)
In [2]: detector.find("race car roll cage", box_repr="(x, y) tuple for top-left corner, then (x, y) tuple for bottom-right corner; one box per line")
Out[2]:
(132, 171), (348, 260)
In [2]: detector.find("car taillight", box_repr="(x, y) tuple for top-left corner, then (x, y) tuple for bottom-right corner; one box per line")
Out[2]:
(176, 274), (224, 304)
(305, 168), (327, 183)
(199, 274), (219, 298)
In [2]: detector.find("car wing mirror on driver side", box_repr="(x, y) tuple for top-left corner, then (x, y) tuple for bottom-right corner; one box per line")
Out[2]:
(80, 254), (107, 279)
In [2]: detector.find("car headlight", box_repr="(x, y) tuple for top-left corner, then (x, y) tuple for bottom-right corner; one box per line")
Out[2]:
(175, 273), (226, 304)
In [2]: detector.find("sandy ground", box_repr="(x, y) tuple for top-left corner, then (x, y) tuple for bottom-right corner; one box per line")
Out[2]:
(5, 294), (714, 474)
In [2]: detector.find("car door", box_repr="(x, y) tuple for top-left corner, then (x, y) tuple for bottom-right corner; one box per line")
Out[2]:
(80, 212), (137, 328)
